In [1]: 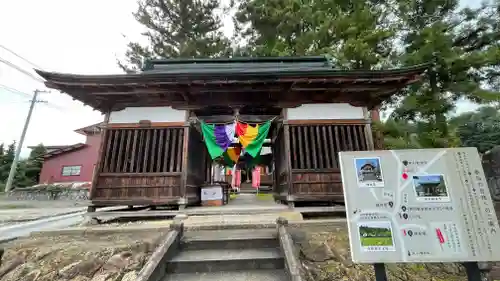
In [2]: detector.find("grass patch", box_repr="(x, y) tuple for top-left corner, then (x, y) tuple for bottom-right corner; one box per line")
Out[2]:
(277, 211), (303, 221)
(255, 193), (273, 200)
(360, 237), (393, 247)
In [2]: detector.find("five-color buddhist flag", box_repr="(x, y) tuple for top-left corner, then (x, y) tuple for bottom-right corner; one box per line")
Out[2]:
(236, 120), (271, 158)
(201, 121), (236, 159)
(222, 147), (242, 167)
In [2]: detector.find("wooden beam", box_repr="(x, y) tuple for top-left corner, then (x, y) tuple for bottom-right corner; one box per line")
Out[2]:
(287, 119), (370, 125)
(195, 114), (278, 123)
(104, 122), (185, 128)
(90, 112), (110, 200)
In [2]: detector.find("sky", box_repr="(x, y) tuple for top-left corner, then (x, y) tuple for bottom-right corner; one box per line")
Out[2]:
(355, 158), (381, 170)
(0, 0), (482, 158)
(414, 175), (443, 184)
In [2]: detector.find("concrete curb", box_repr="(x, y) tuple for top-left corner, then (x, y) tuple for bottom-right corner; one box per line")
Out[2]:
(26, 218), (347, 237)
(277, 217), (303, 281)
(0, 237), (17, 245)
(0, 209), (86, 224)
(137, 223), (183, 281)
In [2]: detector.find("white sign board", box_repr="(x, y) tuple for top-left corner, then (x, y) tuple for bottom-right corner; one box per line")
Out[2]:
(201, 186), (223, 201)
(339, 147), (500, 263)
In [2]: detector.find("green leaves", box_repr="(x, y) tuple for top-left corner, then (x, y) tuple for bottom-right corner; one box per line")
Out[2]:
(119, 0), (232, 71)
(451, 106), (500, 153)
(118, 0), (500, 150)
(0, 142), (44, 190)
(234, 0), (399, 69)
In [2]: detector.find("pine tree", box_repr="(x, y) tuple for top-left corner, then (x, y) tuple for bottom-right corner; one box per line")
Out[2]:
(24, 144), (47, 185)
(450, 106), (500, 153)
(0, 141), (16, 182)
(235, 0), (398, 69)
(392, 0), (500, 143)
(119, 0), (232, 72)
(0, 141), (34, 189)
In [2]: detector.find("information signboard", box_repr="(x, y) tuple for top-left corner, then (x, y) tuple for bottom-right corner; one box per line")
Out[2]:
(339, 147), (500, 263)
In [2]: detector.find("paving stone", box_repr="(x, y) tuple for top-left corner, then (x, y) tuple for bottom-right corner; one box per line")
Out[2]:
(163, 269), (288, 281)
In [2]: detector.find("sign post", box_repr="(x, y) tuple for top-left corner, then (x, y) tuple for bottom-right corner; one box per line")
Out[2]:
(339, 148), (500, 280)
(373, 263), (388, 281)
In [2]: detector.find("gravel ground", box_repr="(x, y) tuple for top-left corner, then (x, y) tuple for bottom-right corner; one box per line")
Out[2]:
(0, 227), (168, 281)
(293, 226), (468, 281)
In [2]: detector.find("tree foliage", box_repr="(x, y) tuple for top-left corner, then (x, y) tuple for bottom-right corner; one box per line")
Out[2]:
(234, 0), (398, 69)
(392, 0), (500, 137)
(450, 106), (500, 153)
(373, 118), (461, 149)
(119, 0), (232, 72)
(121, 0), (500, 148)
(0, 142), (46, 191)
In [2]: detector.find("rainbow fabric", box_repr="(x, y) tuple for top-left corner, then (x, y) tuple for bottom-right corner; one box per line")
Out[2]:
(222, 147), (242, 166)
(226, 147), (242, 163)
(201, 121), (236, 159)
(236, 121), (271, 158)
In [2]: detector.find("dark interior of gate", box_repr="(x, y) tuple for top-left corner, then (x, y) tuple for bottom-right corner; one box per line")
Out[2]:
(35, 56), (428, 208)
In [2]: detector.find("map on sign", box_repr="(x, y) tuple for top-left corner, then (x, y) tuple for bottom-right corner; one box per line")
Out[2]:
(339, 147), (500, 263)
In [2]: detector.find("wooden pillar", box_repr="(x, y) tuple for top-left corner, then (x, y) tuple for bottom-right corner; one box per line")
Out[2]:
(363, 107), (376, 150)
(89, 112), (110, 202)
(370, 106), (384, 149)
(179, 111), (190, 207)
(371, 107), (381, 122)
(282, 109), (294, 206)
(272, 123), (280, 198)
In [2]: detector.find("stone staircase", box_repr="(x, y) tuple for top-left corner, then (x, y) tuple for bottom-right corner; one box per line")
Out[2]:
(239, 182), (272, 194)
(163, 228), (288, 281)
(239, 182), (256, 193)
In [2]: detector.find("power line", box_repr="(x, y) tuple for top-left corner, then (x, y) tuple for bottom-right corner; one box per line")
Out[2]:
(5, 89), (49, 192)
(0, 84), (32, 99)
(0, 57), (44, 83)
(0, 44), (43, 70)
(0, 84), (68, 111)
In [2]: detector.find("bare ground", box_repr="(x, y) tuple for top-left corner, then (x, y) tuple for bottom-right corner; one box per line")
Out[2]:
(293, 225), (468, 281)
(0, 223), (475, 281)
(0, 229), (168, 281)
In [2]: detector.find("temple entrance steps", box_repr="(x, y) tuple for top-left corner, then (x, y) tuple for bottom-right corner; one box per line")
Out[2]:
(239, 182), (256, 193)
(237, 183), (273, 194)
(163, 228), (288, 281)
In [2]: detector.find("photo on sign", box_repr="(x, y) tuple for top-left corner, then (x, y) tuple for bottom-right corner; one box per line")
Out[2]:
(412, 174), (450, 202)
(354, 157), (385, 188)
(358, 221), (395, 251)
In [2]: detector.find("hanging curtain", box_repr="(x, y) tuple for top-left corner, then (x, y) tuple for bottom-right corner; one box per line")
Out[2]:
(231, 165), (241, 189)
(252, 166), (261, 189)
(235, 120), (271, 158)
(201, 121), (236, 159)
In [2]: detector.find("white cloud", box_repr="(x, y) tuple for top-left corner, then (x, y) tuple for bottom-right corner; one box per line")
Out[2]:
(0, 0), (481, 158)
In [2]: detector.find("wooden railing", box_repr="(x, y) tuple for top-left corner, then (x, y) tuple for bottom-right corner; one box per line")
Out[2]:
(100, 127), (184, 174)
(289, 124), (369, 170)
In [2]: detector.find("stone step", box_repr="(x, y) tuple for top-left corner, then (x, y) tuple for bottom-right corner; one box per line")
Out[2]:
(166, 248), (284, 273)
(182, 229), (279, 250)
(163, 269), (288, 281)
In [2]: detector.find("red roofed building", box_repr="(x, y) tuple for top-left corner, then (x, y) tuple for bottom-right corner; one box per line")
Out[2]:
(30, 123), (102, 185)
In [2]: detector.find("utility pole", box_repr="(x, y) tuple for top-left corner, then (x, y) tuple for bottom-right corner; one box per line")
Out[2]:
(5, 89), (49, 192)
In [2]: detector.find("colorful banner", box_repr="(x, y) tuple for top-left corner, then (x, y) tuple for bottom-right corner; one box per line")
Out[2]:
(235, 120), (271, 158)
(201, 121), (236, 159)
(222, 147), (242, 167)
